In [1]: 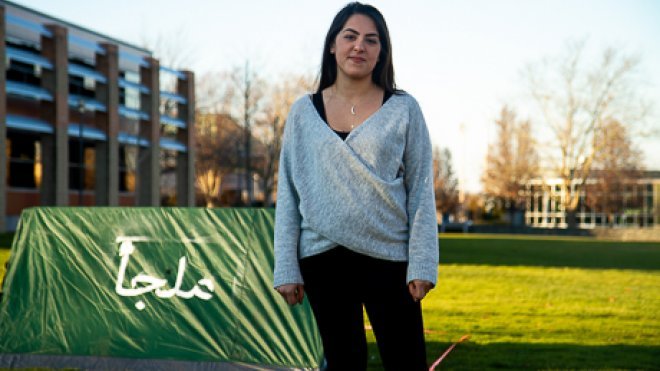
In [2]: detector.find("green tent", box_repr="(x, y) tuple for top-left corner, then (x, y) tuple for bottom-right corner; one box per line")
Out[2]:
(0, 207), (322, 369)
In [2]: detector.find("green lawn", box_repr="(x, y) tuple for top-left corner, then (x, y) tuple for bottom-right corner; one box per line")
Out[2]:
(0, 232), (11, 293)
(1, 233), (659, 369)
(366, 234), (660, 370)
(0, 249), (8, 292)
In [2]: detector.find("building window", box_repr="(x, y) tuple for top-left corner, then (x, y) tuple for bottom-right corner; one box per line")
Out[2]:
(119, 70), (141, 110)
(119, 116), (140, 140)
(69, 74), (96, 98)
(7, 133), (42, 189)
(120, 87), (140, 110)
(7, 134), (42, 189)
(159, 71), (178, 93)
(69, 140), (95, 190)
(6, 59), (41, 86)
(160, 97), (179, 118)
(160, 149), (177, 206)
(119, 145), (137, 193)
(162, 124), (178, 140)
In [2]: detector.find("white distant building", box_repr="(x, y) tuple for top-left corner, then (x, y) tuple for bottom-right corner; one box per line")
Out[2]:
(524, 171), (660, 229)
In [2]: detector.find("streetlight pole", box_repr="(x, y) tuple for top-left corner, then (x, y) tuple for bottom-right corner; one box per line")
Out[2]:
(77, 99), (85, 206)
(458, 122), (467, 222)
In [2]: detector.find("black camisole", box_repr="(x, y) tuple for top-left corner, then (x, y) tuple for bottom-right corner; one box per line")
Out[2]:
(312, 90), (393, 141)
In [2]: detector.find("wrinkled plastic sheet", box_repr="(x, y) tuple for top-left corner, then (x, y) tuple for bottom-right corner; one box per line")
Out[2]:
(0, 207), (322, 370)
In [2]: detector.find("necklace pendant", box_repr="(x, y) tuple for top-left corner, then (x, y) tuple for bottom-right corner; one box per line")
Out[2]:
(350, 105), (356, 115)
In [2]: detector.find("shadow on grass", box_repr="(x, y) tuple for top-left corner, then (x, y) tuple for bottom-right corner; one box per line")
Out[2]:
(441, 237), (660, 271)
(0, 233), (14, 249)
(367, 341), (660, 370)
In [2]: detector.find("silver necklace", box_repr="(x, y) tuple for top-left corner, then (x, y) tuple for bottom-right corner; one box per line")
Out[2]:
(330, 87), (373, 129)
(333, 89), (364, 117)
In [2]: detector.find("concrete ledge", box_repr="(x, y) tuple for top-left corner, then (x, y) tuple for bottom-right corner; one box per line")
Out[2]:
(443, 224), (660, 242)
(591, 228), (660, 242)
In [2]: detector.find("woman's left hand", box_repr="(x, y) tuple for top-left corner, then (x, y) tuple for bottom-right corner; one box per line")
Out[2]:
(408, 279), (434, 302)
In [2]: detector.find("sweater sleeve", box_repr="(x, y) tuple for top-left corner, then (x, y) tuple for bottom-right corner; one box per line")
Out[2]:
(403, 98), (439, 285)
(273, 107), (304, 288)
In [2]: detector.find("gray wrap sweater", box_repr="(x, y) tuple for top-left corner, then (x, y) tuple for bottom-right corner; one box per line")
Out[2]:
(273, 92), (439, 287)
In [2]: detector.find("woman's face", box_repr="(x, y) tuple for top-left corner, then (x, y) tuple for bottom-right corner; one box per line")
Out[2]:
(330, 14), (381, 81)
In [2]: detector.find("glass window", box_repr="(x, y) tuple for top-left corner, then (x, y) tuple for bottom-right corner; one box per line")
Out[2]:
(83, 76), (95, 91)
(159, 71), (178, 93)
(160, 149), (177, 206)
(122, 70), (140, 83)
(69, 74), (96, 98)
(68, 140), (95, 190)
(7, 134), (41, 188)
(119, 145), (137, 193)
(162, 124), (178, 140)
(120, 87), (140, 110)
(7, 59), (41, 86)
(119, 70), (141, 110)
(552, 196), (560, 211)
(160, 98), (179, 117)
(119, 116), (140, 137)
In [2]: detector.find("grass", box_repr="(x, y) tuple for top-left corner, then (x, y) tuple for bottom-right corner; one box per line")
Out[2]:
(0, 233), (12, 294)
(436, 233), (660, 270)
(2, 233), (659, 369)
(365, 234), (660, 370)
(0, 249), (8, 286)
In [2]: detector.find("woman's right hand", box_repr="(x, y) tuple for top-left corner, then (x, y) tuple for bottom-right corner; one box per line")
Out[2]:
(275, 284), (305, 305)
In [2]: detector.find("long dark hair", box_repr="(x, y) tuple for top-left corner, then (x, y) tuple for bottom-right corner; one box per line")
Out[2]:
(316, 2), (397, 94)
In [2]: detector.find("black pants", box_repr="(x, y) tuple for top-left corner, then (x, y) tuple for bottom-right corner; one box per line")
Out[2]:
(300, 247), (427, 371)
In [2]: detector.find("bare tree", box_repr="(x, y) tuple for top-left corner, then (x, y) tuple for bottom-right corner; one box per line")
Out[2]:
(584, 119), (643, 225)
(196, 71), (235, 115)
(433, 146), (459, 222)
(253, 74), (315, 206)
(195, 72), (229, 206)
(223, 62), (267, 206)
(139, 25), (197, 72)
(482, 106), (539, 220)
(194, 66), (265, 206)
(194, 113), (242, 207)
(525, 40), (651, 228)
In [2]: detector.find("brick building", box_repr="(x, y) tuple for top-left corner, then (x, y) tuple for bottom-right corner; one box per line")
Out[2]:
(0, 1), (195, 231)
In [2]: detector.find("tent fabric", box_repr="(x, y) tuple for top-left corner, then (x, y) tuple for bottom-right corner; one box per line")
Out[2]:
(0, 207), (322, 370)
(0, 354), (309, 370)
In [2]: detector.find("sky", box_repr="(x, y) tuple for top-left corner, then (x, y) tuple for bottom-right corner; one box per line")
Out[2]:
(13, 0), (660, 192)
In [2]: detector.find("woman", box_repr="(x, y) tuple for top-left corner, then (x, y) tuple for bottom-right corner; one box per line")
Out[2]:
(273, 2), (438, 370)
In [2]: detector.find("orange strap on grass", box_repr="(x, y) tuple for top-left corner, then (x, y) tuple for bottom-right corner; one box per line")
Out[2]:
(429, 335), (470, 371)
